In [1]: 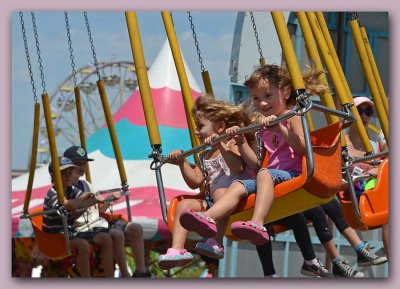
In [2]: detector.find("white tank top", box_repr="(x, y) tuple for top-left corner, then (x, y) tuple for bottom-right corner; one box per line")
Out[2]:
(204, 153), (254, 198)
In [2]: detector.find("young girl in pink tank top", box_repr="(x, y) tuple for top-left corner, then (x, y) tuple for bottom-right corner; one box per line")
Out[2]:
(179, 64), (329, 247)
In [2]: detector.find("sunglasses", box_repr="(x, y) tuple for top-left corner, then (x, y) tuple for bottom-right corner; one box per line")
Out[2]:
(357, 107), (373, 117)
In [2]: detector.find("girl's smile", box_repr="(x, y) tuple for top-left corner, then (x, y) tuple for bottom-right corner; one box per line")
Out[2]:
(249, 78), (289, 117)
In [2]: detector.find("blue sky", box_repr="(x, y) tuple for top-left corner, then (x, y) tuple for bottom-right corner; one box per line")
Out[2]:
(12, 11), (236, 170)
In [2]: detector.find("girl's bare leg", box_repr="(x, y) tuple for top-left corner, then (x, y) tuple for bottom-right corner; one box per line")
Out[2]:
(203, 182), (247, 221)
(251, 170), (274, 227)
(171, 198), (206, 249)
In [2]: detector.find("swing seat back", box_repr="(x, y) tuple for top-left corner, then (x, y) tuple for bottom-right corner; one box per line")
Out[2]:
(338, 158), (388, 230)
(360, 158), (389, 227)
(337, 191), (370, 230)
(167, 122), (343, 240)
(30, 208), (71, 260)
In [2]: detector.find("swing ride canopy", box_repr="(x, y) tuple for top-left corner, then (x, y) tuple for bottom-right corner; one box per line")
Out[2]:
(12, 39), (202, 240)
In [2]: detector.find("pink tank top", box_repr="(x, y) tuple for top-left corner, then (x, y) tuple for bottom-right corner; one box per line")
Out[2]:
(261, 120), (303, 173)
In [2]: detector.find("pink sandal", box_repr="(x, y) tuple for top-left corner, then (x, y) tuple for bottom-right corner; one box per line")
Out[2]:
(179, 208), (217, 238)
(231, 221), (269, 246)
(195, 238), (224, 259)
(157, 248), (193, 270)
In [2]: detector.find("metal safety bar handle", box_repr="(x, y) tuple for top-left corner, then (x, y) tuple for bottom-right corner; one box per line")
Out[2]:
(151, 109), (297, 171)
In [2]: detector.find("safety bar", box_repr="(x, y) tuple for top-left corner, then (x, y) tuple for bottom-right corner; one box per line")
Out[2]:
(151, 94), (355, 225)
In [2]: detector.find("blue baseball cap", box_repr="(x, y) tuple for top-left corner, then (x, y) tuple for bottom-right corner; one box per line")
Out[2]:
(48, 156), (78, 173)
(63, 146), (94, 161)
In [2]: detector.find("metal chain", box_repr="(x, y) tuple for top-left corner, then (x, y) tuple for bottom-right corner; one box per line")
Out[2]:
(31, 12), (47, 95)
(187, 12), (205, 72)
(19, 12), (38, 103)
(83, 11), (101, 80)
(349, 12), (359, 21)
(249, 12), (264, 60)
(170, 12), (174, 27)
(198, 150), (212, 201)
(64, 12), (78, 87)
(255, 130), (263, 171)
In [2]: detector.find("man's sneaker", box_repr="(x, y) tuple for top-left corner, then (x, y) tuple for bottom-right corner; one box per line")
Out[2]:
(301, 259), (333, 278)
(332, 257), (365, 278)
(357, 246), (388, 267)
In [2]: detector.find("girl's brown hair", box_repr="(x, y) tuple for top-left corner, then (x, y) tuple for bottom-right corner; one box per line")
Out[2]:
(192, 95), (254, 141)
(244, 64), (329, 107)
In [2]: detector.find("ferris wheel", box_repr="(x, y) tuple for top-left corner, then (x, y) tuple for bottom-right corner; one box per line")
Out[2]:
(37, 60), (139, 163)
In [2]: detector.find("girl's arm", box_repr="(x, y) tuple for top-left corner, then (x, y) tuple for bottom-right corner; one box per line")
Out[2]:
(177, 160), (204, 189)
(169, 149), (203, 189)
(225, 126), (259, 171)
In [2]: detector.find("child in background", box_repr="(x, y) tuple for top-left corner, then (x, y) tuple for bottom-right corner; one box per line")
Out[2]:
(43, 157), (114, 277)
(64, 146), (152, 277)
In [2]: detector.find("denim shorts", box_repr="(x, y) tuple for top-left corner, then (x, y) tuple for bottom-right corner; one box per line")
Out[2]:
(235, 169), (300, 196)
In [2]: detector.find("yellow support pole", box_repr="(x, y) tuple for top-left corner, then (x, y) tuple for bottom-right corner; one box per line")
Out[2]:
(23, 103), (40, 213)
(315, 12), (353, 99)
(308, 12), (373, 154)
(360, 26), (389, 116)
(125, 12), (161, 146)
(201, 71), (214, 97)
(161, 11), (200, 148)
(349, 18), (389, 142)
(271, 12), (315, 132)
(97, 80), (128, 184)
(297, 12), (339, 125)
(74, 86), (91, 183)
(271, 12), (305, 90)
(42, 93), (64, 204)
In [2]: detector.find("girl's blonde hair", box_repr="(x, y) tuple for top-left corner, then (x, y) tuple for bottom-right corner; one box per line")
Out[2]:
(243, 64), (329, 107)
(192, 95), (254, 141)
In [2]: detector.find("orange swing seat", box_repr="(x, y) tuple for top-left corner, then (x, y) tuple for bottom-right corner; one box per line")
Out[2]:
(30, 208), (73, 260)
(167, 121), (344, 240)
(338, 158), (388, 230)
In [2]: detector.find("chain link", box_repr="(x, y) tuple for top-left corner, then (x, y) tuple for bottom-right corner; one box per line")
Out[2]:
(31, 12), (47, 95)
(19, 12), (38, 103)
(198, 150), (212, 203)
(349, 12), (360, 22)
(83, 11), (101, 80)
(64, 12), (78, 86)
(249, 12), (264, 60)
(187, 12), (205, 72)
(170, 12), (174, 27)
